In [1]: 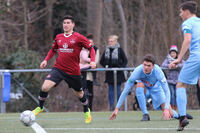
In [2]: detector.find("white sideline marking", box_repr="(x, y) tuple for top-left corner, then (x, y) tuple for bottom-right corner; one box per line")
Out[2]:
(31, 122), (47, 133)
(45, 127), (200, 131)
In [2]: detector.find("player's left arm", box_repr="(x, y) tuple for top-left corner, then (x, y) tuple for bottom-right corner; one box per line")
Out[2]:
(89, 47), (96, 68)
(177, 33), (191, 62)
(157, 67), (170, 109)
(79, 34), (96, 68)
(157, 67), (171, 120)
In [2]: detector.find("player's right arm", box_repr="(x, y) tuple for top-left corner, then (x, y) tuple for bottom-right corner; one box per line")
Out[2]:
(110, 66), (141, 120)
(115, 73), (135, 109)
(40, 60), (48, 69)
(40, 39), (58, 69)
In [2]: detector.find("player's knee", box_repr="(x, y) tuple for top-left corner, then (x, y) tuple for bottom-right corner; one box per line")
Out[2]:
(41, 85), (50, 92)
(41, 80), (56, 92)
(136, 87), (144, 95)
(136, 82), (145, 88)
(75, 90), (84, 98)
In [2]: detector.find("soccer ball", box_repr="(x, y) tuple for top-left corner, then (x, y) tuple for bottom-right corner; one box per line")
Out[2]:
(20, 110), (35, 126)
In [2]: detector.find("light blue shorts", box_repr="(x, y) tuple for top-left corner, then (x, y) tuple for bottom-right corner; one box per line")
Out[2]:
(178, 58), (200, 85)
(144, 82), (166, 110)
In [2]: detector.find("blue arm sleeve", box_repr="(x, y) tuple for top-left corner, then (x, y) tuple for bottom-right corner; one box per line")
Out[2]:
(156, 67), (170, 109)
(116, 68), (141, 109)
(161, 79), (171, 109)
(116, 79), (133, 109)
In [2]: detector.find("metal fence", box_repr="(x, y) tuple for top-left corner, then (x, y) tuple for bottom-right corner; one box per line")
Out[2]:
(0, 68), (140, 113)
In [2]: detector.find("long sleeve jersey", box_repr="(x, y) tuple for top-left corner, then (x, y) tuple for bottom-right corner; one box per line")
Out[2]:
(44, 32), (95, 75)
(116, 64), (170, 109)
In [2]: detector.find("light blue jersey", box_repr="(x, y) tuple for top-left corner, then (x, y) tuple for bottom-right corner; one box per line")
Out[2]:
(179, 17), (200, 84)
(116, 64), (170, 109)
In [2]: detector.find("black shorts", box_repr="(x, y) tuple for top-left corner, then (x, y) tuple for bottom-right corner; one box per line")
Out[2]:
(45, 67), (82, 92)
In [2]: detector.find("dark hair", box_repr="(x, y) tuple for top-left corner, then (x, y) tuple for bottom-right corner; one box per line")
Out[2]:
(86, 33), (94, 39)
(179, 1), (197, 14)
(62, 15), (75, 23)
(143, 54), (156, 65)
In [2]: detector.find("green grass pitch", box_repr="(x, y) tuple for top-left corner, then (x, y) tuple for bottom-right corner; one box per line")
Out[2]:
(0, 110), (199, 133)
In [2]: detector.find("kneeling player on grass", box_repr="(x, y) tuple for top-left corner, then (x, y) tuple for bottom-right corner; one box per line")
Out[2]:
(110, 54), (192, 121)
(32, 15), (96, 124)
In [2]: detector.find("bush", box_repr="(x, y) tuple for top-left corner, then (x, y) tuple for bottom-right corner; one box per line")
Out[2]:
(1, 47), (44, 112)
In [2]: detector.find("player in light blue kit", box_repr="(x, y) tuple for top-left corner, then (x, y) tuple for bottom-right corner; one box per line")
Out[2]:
(110, 54), (180, 121)
(169, 1), (200, 131)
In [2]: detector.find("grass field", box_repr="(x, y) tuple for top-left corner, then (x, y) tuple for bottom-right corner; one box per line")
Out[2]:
(0, 110), (200, 133)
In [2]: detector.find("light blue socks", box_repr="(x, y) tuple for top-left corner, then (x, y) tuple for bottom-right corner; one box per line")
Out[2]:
(176, 87), (187, 116)
(136, 87), (148, 115)
(172, 109), (179, 118)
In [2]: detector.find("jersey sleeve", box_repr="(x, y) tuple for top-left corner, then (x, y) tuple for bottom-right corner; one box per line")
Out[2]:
(155, 66), (170, 109)
(116, 66), (141, 109)
(182, 22), (192, 35)
(44, 38), (58, 61)
(89, 47), (95, 62)
(79, 34), (92, 49)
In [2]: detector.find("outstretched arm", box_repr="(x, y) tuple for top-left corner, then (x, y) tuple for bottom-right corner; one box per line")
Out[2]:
(109, 69), (140, 120)
(157, 67), (171, 120)
(109, 79), (135, 120)
(109, 108), (119, 120)
(41, 48), (57, 69)
(89, 47), (96, 69)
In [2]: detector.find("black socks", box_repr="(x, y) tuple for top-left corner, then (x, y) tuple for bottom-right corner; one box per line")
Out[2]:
(38, 90), (48, 109)
(79, 94), (89, 112)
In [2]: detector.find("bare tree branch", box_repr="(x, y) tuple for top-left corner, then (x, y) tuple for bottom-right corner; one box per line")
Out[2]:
(114, 0), (127, 53)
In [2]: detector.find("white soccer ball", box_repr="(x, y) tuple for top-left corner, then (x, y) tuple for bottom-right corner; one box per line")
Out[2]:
(20, 110), (35, 126)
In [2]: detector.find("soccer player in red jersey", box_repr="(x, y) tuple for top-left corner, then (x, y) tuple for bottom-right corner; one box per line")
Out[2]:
(32, 15), (96, 124)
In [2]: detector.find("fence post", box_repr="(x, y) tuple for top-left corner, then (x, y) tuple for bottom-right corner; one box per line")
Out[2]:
(113, 70), (117, 107)
(0, 72), (6, 113)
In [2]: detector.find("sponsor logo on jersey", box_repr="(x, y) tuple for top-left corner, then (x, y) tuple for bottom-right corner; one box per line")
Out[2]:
(60, 43), (74, 53)
(63, 43), (68, 48)
(141, 80), (155, 87)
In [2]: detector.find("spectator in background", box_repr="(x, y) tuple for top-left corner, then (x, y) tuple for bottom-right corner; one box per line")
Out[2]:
(85, 34), (100, 111)
(79, 47), (91, 100)
(100, 35), (128, 111)
(161, 45), (185, 110)
(86, 34), (100, 86)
